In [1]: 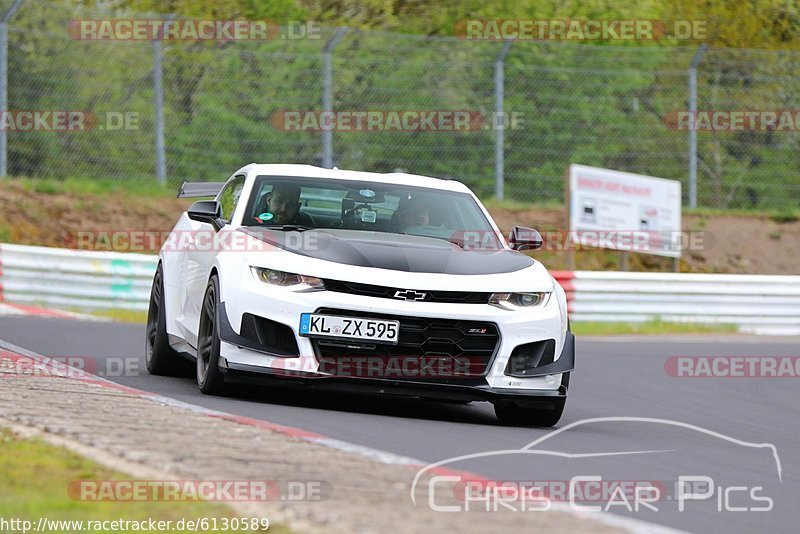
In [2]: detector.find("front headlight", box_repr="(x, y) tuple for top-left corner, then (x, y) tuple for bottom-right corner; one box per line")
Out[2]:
(250, 267), (325, 291)
(489, 292), (551, 310)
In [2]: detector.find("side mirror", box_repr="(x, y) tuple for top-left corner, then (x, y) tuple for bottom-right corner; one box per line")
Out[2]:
(187, 200), (224, 230)
(508, 226), (542, 251)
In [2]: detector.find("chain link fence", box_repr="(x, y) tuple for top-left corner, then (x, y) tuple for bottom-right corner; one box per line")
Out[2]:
(2, 2), (799, 208)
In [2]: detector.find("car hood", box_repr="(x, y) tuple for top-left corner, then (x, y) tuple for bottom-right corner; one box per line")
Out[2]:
(239, 228), (534, 275)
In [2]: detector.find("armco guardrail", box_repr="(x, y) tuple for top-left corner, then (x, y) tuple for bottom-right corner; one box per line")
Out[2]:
(1, 244), (798, 334)
(553, 271), (800, 335)
(0, 243), (157, 312)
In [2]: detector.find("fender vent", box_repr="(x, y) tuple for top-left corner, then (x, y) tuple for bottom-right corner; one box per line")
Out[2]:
(504, 339), (556, 377)
(239, 313), (300, 356)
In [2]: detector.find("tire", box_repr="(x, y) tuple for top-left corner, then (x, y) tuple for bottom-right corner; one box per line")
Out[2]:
(145, 264), (186, 376)
(494, 324), (571, 427)
(196, 274), (226, 395)
(493, 398), (566, 427)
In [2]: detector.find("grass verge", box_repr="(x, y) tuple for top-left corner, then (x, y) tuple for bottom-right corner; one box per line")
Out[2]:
(571, 320), (739, 336)
(88, 309), (149, 324)
(0, 427), (288, 533)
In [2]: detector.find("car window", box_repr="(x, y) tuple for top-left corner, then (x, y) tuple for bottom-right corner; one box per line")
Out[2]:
(217, 175), (246, 222)
(243, 175), (500, 248)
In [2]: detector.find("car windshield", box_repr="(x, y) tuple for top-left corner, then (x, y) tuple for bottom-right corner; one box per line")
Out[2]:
(242, 175), (501, 248)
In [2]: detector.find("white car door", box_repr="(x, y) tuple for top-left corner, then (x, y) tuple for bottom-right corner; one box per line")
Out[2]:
(179, 174), (246, 347)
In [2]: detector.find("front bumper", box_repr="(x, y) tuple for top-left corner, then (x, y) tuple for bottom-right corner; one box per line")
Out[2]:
(216, 271), (573, 397)
(220, 361), (569, 404)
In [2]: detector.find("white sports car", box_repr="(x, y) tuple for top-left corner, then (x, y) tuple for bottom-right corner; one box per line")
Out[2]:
(146, 164), (574, 426)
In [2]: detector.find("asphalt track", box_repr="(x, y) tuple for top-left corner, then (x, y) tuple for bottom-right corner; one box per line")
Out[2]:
(1, 316), (798, 534)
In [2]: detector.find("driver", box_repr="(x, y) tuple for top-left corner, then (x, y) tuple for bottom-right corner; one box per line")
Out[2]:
(254, 183), (315, 226)
(396, 197), (430, 230)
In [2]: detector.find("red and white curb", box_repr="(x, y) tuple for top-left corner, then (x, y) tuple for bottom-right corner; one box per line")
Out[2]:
(0, 337), (686, 534)
(0, 301), (96, 319)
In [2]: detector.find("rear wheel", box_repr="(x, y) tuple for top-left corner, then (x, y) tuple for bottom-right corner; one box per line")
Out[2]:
(196, 275), (226, 395)
(493, 398), (566, 427)
(145, 265), (186, 376)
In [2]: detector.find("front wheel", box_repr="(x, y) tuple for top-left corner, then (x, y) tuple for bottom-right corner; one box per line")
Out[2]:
(493, 398), (566, 427)
(196, 275), (226, 395)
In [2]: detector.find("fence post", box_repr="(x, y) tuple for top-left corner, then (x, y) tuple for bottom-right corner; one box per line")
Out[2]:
(152, 39), (166, 185)
(494, 40), (512, 200)
(688, 44), (708, 208)
(322, 27), (347, 169)
(0, 0), (24, 178)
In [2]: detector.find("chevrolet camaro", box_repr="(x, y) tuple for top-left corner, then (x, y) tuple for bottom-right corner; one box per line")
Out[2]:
(145, 164), (574, 426)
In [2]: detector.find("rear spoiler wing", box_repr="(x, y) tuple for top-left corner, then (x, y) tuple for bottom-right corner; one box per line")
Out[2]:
(177, 181), (226, 198)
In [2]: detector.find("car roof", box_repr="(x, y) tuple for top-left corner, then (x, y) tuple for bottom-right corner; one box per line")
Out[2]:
(237, 163), (473, 194)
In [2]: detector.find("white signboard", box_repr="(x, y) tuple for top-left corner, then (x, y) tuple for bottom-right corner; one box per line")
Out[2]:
(568, 164), (682, 258)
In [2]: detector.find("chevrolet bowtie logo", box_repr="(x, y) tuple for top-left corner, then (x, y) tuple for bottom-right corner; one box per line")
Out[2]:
(394, 289), (427, 301)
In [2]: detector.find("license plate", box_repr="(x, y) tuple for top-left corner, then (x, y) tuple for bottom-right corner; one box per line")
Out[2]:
(299, 313), (399, 344)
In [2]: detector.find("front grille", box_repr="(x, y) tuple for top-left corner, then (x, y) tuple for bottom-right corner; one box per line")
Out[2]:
(323, 279), (492, 304)
(311, 308), (500, 380)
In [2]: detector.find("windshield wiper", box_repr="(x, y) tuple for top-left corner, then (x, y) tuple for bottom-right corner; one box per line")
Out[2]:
(259, 224), (313, 232)
(445, 238), (465, 249)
